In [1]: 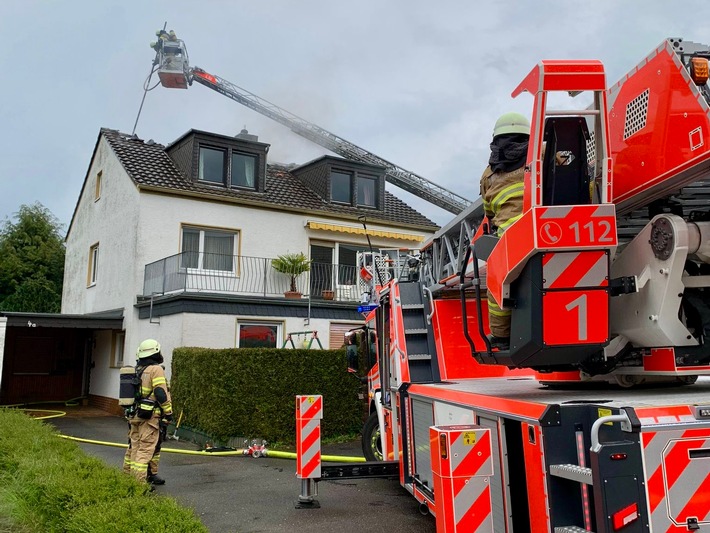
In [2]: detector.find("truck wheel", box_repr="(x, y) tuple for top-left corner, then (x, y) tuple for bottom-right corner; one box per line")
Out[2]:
(362, 412), (383, 461)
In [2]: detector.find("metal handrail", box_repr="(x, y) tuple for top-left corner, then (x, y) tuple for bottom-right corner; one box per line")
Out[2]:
(142, 252), (361, 301)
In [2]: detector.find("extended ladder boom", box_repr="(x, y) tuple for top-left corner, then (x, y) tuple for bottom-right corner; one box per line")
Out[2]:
(151, 33), (470, 214)
(189, 68), (469, 214)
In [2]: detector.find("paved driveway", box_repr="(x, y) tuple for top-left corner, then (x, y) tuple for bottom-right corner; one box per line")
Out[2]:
(49, 414), (436, 533)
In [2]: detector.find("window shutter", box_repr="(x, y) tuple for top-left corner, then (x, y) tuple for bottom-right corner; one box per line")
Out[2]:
(329, 322), (361, 349)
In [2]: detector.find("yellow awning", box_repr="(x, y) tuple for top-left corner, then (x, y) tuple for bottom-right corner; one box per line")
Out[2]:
(306, 221), (424, 242)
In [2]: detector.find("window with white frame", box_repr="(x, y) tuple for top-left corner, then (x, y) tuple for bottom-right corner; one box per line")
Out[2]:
(338, 243), (369, 285)
(87, 243), (99, 286)
(111, 331), (125, 367)
(237, 321), (281, 348)
(181, 226), (238, 272)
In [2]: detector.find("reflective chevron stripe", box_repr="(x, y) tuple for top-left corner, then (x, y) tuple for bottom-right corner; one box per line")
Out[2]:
(296, 395), (322, 479)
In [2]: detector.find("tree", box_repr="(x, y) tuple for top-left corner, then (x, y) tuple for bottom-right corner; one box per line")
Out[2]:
(0, 203), (65, 313)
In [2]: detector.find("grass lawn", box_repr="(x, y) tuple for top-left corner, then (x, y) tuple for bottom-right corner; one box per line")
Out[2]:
(0, 408), (207, 533)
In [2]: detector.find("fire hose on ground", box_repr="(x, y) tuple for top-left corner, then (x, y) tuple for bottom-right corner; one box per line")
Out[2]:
(4, 407), (366, 462)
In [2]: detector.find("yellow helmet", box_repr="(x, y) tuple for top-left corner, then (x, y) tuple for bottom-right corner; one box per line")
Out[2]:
(493, 112), (530, 138)
(137, 339), (161, 359)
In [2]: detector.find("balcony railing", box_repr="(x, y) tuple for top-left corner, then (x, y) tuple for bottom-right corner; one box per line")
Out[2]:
(142, 252), (362, 301)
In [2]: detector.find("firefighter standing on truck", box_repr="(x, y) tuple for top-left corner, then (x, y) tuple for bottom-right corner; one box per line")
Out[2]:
(122, 339), (173, 485)
(479, 112), (530, 351)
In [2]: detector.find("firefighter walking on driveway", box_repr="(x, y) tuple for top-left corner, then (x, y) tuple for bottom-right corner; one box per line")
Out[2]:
(122, 339), (173, 485)
(479, 112), (530, 351)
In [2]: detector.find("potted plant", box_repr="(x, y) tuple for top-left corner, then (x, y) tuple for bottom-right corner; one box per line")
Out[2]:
(271, 252), (311, 299)
(321, 289), (335, 300)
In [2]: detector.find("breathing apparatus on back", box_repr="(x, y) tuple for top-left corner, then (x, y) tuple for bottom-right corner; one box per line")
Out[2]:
(118, 339), (163, 416)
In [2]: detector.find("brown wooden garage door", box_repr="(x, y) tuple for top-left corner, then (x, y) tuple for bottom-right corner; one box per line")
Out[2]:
(1, 328), (91, 404)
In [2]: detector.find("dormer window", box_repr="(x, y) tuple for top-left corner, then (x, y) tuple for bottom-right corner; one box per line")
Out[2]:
(331, 171), (352, 203)
(231, 152), (257, 189)
(167, 130), (269, 191)
(286, 155), (386, 210)
(199, 146), (226, 184)
(357, 175), (377, 208)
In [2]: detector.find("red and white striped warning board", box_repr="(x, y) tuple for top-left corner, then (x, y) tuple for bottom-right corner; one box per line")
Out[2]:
(296, 395), (322, 479)
(430, 425), (494, 532)
(541, 251), (608, 289)
(643, 427), (710, 530)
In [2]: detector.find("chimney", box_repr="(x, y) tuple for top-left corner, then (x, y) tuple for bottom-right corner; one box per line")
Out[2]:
(235, 128), (258, 142)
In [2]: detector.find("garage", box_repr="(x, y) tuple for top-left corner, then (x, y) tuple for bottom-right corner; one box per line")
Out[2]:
(0, 311), (123, 405)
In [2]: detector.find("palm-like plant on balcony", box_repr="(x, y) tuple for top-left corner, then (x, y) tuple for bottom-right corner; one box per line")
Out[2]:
(271, 252), (311, 298)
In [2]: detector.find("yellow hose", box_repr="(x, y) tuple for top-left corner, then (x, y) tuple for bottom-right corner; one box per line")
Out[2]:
(8, 406), (367, 462)
(17, 409), (68, 420)
(57, 434), (249, 455)
(2, 397), (86, 408)
(266, 450), (366, 463)
(58, 435), (366, 461)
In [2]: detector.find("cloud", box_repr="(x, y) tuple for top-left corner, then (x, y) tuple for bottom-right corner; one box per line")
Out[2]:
(1, 0), (709, 230)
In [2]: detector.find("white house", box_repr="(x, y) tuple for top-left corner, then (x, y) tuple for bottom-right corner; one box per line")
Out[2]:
(52, 127), (439, 412)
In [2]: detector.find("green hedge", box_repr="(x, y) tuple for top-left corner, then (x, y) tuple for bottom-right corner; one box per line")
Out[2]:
(171, 347), (363, 443)
(0, 408), (207, 533)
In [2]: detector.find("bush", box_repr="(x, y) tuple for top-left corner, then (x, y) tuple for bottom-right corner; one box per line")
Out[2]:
(171, 347), (363, 443)
(0, 408), (207, 533)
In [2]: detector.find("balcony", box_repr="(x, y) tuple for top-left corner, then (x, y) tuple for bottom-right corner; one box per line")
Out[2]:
(142, 252), (363, 302)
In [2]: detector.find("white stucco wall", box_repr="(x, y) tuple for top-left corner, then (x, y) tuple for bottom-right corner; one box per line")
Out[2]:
(62, 137), (141, 316)
(89, 312), (186, 399)
(89, 329), (115, 399)
(136, 191), (429, 267)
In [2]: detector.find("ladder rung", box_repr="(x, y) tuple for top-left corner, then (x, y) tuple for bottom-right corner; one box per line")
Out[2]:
(405, 328), (427, 335)
(408, 353), (432, 361)
(549, 464), (593, 485)
(554, 527), (594, 533)
(401, 304), (424, 310)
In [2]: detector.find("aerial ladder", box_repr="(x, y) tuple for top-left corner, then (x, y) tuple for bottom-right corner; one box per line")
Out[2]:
(150, 31), (470, 214)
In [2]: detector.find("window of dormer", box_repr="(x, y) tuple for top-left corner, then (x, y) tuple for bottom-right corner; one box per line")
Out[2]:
(231, 152), (257, 189)
(199, 146), (226, 184)
(331, 171), (352, 203)
(358, 175), (377, 207)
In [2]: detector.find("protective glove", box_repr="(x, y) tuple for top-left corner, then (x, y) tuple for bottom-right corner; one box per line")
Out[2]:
(161, 413), (173, 425)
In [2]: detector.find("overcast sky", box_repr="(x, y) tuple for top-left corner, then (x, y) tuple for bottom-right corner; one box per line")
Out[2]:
(1, 1), (709, 230)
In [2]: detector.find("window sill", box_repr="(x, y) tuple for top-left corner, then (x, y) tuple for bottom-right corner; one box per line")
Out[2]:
(197, 180), (227, 187)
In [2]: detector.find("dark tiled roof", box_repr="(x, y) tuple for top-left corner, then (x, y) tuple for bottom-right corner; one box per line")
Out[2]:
(101, 128), (439, 229)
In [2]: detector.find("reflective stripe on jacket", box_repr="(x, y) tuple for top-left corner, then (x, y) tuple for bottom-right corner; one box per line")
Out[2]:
(140, 364), (173, 418)
(479, 165), (525, 236)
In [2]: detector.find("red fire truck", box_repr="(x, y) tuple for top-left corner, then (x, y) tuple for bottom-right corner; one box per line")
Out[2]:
(341, 38), (710, 532)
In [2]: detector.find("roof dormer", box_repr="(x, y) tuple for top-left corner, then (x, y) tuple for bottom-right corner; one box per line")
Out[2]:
(166, 129), (270, 192)
(291, 156), (385, 211)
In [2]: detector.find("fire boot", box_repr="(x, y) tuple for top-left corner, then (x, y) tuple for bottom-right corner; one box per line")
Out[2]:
(148, 474), (165, 485)
(487, 334), (510, 351)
